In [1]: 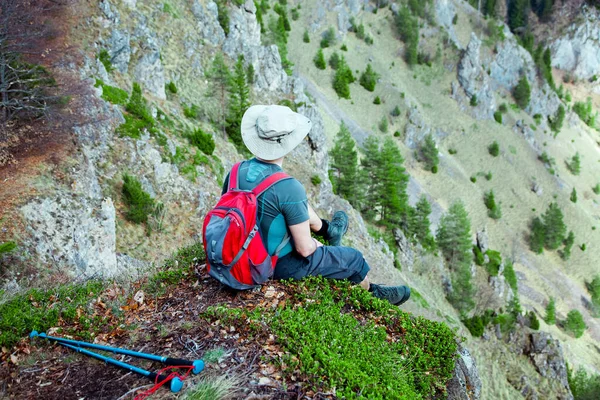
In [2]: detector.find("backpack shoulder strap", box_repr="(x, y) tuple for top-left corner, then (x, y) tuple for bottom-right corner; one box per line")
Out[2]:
(252, 172), (292, 197)
(228, 162), (242, 191)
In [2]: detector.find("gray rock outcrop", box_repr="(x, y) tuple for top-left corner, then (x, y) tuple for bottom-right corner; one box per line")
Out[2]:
(21, 197), (118, 279)
(394, 228), (415, 272)
(107, 29), (131, 73)
(456, 33), (495, 120)
(551, 6), (600, 80)
(447, 344), (482, 400)
(526, 332), (573, 398)
(435, 0), (460, 48)
(134, 51), (166, 100)
(192, 1), (226, 46)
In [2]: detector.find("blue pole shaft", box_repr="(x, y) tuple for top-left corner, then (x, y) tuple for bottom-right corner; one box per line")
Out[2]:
(38, 333), (166, 362)
(60, 343), (152, 377)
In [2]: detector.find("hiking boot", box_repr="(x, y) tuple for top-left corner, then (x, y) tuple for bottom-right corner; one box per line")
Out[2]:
(325, 211), (348, 246)
(369, 283), (411, 306)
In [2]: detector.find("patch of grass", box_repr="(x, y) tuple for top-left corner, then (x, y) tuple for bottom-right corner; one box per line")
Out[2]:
(94, 79), (129, 105)
(186, 128), (215, 155)
(165, 81), (178, 94)
(184, 374), (240, 400)
(0, 280), (107, 348)
(184, 104), (200, 120)
(98, 49), (113, 73)
(121, 173), (162, 225)
(116, 83), (157, 138)
(311, 175), (322, 185)
(146, 242), (204, 294)
(0, 241), (17, 255)
(488, 141), (500, 157)
(409, 288), (430, 309)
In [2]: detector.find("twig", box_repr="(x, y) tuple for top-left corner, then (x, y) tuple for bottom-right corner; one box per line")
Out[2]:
(61, 368), (70, 384)
(116, 371), (132, 381)
(115, 384), (153, 400)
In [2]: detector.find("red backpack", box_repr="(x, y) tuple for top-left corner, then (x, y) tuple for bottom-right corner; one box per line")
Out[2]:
(202, 162), (291, 289)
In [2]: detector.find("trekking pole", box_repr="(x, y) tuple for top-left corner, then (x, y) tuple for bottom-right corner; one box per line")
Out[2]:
(58, 342), (185, 393)
(30, 331), (204, 374)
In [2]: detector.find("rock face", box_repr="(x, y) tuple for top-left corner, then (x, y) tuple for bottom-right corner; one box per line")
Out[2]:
(394, 228), (415, 272)
(134, 51), (166, 100)
(191, 1), (226, 46)
(435, 0), (460, 48)
(404, 105), (433, 149)
(21, 197), (118, 279)
(456, 33), (495, 120)
(551, 6), (600, 80)
(107, 29), (131, 73)
(489, 31), (561, 125)
(447, 344), (482, 400)
(525, 332), (573, 399)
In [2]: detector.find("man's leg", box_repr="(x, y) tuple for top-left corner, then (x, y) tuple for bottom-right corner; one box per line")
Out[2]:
(274, 246), (410, 305)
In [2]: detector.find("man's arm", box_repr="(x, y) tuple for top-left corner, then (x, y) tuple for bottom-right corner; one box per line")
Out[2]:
(288, 220), (323, 258)
(308, 203), (323, 232)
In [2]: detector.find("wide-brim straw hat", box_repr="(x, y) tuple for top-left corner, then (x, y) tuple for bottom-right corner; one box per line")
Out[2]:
(241, 105), (312, 160)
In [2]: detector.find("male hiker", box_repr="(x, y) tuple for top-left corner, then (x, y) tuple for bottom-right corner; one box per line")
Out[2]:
(220, 104), (410, 305)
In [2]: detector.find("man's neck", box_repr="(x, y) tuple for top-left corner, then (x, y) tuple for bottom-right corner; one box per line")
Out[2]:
(256, 156), (284, 167)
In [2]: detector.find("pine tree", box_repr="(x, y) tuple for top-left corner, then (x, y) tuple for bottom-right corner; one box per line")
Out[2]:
(570, 188), (578, 203)
(359, 64), (379, 92)
(410, 196), (436, 250)
(329, 122), (360, 207)
(418, 134), (439, 172)
(542, 48), (555, 89)
(226, 55), (250, 151)
(508, 0), (529, 33)
(544, 297), (556, 325)
(560, 230), (575, 261)
(436, 201), (472, 268)
(395, 6), (419, 66)
(313, 48), (326, 70)
(542, 202), (566, 250)
(246, 63), (255, 84)
(359, 136), (382, 222)
(207, 53), (231, 138)
(447, 262), (476, 313)
(360, 137), (409, 226)
(514, 75), (531, 109)
(484, 190), (502, 219)
(529, 216), (546, 254)
(329, 51), (341, 70)
(378, 138), (409, 226)
(331, 56), (354, 100)
(549, 105), (565, 133)
(566, 152), (581, 175)
(303, 29), (310, 43)
(333, 66), (351, 99)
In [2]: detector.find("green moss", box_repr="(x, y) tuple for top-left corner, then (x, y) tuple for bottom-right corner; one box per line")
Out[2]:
(0, 281), (107, 348)
(203, 277), (457, 398)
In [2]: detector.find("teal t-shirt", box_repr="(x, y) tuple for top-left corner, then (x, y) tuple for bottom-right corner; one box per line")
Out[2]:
(221, 158), (309, 257)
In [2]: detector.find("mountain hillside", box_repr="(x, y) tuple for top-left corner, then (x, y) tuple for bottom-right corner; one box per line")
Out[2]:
(1, 0), (599, 399)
